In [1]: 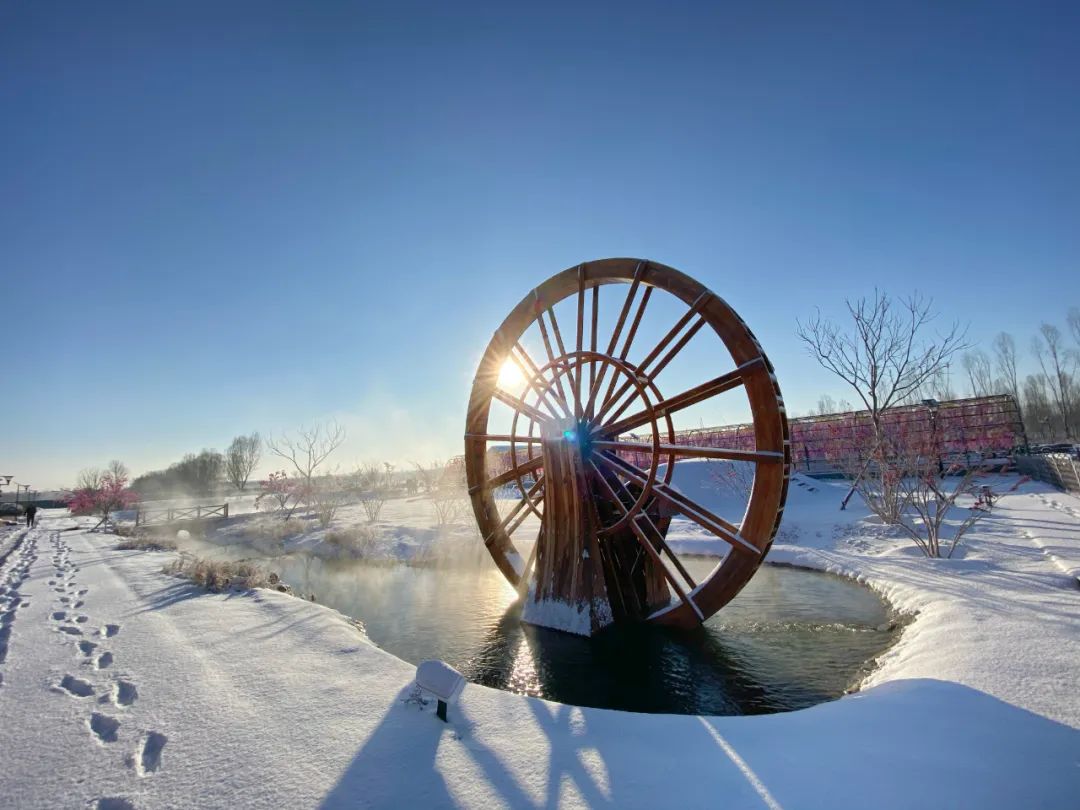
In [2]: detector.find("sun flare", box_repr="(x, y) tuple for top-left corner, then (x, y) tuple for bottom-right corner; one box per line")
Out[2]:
(497, 358), (526, 392)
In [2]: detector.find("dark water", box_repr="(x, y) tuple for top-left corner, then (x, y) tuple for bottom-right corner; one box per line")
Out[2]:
(194, 544), (897, 715)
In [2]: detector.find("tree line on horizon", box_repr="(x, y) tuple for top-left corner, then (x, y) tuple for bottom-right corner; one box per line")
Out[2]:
(128, 433), (262, 499)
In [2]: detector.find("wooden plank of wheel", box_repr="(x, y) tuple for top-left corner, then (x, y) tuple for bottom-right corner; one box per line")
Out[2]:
(465, 258), (791, 636)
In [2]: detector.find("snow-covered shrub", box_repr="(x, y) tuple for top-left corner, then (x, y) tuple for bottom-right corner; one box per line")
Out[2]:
(163, 556), (275, 592)
(311, 475), (350, 528)
(855, 427), (992, 558)
(324, 526), (380, 557)
(348, 464), (388, 523)
(431, 488), (469, 527)
(429, 458), (469, 527)
(117, 536), (178, 552)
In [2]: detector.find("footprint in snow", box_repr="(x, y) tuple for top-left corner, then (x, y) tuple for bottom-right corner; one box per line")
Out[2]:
(58, 626), (82, 636)
(78, 640), (98, 656)
(131, 731), (167, 776)
(58, 674), (94, 698)
(89, 712), (120, 743)
(96, 652), (113, 669)
(52, 611), (67, 621)
(101, 624), (120, 638)
(114, 680), (138, 707)
(94, 797), (136, 810)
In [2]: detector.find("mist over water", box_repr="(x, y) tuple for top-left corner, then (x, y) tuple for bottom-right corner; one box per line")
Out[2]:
(178, 529), (897, 715)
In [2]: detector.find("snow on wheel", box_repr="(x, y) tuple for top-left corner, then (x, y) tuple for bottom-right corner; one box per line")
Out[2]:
(464, 258), (790, 636)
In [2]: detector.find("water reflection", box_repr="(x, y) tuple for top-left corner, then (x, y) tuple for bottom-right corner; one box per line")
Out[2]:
(188, 541), (897, 715)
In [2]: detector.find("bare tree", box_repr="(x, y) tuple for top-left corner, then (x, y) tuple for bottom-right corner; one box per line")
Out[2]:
(797, 291), (966, 443)
(411, 461), (444, 493)
(225, 432), (262, 491)
(812, 394), (836, 416)
(267, 420), (346, 512)
(106, 459), (129, 482)
(429, 460), (469, 527)
(352, 463), (387, 523)
(919, 364), (956, 402)
(961, 349), (993, 397)
(1068, 307), (1080, 347)
(173, 450), (224, 496)
(992, 332), (1019, 403)
(431, 488), (470, 527)
(1022, 374), (1055, 441)
(1031, 324), (1077, 439)
(798, 292), (966, 518)
(310, 473), (349, 528)
(76, 468), (104, 491)
(707, 460), (755, 499)
(892, 451), (988, 559)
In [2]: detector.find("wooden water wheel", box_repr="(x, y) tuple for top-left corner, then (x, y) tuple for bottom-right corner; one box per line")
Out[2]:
(464, 259), (790, 636)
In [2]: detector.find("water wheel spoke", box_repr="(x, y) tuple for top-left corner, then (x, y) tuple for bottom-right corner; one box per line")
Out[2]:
(472, 455), (545, 494)
(590, 462), (696, 591)
(603, 313), (709, 426)
(502, 477), (546, 537)
(594, 452), (760, 556)
(595, 291), (711, 424)
(534, 296), (573, 411)
(597, 357), (765, 439)
(519, 527), (541, 587)
(574, 266), (586, 420)
(585, 261), (646, 419)
(509, 345), (566, 420)
(492, 387), (554, 428)
(588, 284), (599, 417)
(514, 342), (572, 419)
(592, 439), (783, 464)
(586, 459), (629, 515)
(485, 476), (542, 545)
(633, 511), (697, 590)
(544, 303), (579, 416)
(465, 433), (543, 444)
(629, 516), (704, 621)
(598, 284), (653, 416)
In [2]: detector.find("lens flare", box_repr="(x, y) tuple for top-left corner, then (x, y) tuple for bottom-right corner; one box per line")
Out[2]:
(497, 358), (526, 391)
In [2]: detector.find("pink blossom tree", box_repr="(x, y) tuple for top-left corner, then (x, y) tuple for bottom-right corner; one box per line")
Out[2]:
(65, 469), (139, 528)
(255, 471), (303, 520)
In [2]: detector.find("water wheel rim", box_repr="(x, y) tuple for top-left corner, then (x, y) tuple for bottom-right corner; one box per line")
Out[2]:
(464, 258), (790, 628)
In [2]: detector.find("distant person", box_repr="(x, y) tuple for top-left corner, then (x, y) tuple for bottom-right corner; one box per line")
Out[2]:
(25, 504), (37, 527)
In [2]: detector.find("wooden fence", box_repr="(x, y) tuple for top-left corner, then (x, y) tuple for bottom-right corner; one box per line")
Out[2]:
(1015, 454), (1080, 494)
(134, 503), (229, 527)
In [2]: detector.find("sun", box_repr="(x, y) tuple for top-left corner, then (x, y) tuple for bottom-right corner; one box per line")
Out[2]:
(497, 357), (526, 392)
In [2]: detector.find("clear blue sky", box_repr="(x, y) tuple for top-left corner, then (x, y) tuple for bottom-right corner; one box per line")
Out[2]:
(2, 1), (1078, 489)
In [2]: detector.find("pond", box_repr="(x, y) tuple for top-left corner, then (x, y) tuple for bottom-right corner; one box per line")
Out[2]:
(186, 538), (898, 715)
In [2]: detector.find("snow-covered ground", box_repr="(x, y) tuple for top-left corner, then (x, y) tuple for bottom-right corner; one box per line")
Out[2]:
(0, 472), (1078, 809)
